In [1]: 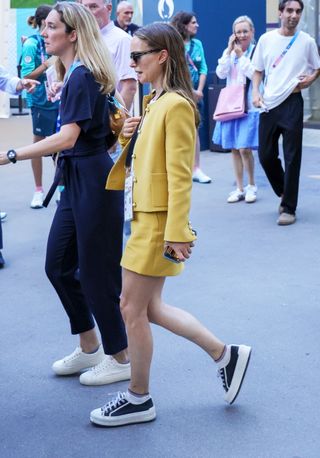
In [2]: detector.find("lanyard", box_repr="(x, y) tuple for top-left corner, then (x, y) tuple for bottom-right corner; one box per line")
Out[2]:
(35, 34), (46, 64)
(185, 40), (197, 72)
(56, 61), (82, 133)
(272, 31), (299, 68)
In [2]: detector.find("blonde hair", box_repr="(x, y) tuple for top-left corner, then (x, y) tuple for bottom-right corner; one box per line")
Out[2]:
(232, 15), (255, 34)
(135, 22), (200, 126)
(54, 1), (116, 94)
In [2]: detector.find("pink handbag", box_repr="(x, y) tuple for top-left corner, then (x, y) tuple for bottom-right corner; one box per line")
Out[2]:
(213, 84), (247, 122)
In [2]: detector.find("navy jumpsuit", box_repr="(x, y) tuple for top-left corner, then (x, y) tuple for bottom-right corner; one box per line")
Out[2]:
(45, 66), (127, 355)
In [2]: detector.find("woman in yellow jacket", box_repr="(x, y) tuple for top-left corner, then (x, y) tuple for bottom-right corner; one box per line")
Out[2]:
(90, 22), (252, 427)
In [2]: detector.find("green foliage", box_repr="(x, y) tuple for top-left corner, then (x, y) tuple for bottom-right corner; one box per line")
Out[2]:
(11, 0), (55, 7)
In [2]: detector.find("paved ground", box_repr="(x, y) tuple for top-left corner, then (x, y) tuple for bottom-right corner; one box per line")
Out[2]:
(1, 116), (320, 458)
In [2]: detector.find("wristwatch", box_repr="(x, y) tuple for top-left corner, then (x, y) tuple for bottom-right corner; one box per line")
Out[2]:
(7, 149), (17, 164)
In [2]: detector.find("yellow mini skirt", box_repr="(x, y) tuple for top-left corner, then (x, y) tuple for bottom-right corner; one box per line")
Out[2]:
(121, 211), (184, 277)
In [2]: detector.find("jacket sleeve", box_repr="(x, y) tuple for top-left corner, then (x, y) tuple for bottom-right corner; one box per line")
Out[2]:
(216, 49), (232, 79)
(238, 53), (256, 80)
(163, 100), (197, 243)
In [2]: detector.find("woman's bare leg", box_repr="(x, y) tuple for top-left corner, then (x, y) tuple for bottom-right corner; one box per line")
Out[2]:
(239, 148), (255, 186)
(231, 148), (244, 191)
(120, 269), (225, 394)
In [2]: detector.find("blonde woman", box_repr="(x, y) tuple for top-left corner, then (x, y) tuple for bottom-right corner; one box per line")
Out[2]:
(0, 2), (130, 385)
(213, 16), (259, 203)
(90, 22), (252, 427)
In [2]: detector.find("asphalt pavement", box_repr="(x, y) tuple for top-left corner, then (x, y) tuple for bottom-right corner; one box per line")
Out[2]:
(0, 116), (320, 458)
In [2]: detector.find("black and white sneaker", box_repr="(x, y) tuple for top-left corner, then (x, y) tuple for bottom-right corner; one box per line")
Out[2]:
(218, 345), (251, 404)
(90, 392), (156, 427)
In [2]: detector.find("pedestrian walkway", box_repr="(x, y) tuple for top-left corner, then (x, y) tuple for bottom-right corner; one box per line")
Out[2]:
(0, 116), (320, 458)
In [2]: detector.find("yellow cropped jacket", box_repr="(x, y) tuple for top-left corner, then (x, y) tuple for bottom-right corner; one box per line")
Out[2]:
(106, 91), (197, 243)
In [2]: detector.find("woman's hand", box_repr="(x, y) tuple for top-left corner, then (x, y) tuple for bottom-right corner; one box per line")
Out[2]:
(193, 89), (203, 102)
(46, 81), (63, 101)
(16, 78), (40, 93)
(0, 152), (10, 166)
(227, 34), (237, 54)
(164, 241), (194, 263)
(233, 43), (243, 58)
(252, 89), (264, 109)
(122, 116), (141, 139)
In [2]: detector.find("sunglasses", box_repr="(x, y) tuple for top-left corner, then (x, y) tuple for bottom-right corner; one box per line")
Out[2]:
(130, 49), (162, 63)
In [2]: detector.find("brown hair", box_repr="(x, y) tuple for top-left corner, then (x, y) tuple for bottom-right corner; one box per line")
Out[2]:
(135, 22), (199, 126)
(27, 4), (52, 29)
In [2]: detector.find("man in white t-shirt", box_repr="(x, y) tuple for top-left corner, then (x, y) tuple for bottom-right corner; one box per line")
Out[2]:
(80, 0), (137, 110)
(252, 0), (320, 225)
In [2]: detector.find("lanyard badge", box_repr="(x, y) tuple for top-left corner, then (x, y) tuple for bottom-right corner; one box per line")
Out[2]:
(124, 168), (134, 222)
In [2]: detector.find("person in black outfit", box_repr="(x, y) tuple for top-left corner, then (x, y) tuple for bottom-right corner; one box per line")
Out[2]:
(0, 2), (130, 385)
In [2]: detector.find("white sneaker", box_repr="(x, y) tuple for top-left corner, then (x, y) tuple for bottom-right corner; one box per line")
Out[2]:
(192, 168), (212, 184)
(245, 185), (257, 203)
(52, 345), (105, 376)
(79, 355), (131, 386)
(30, 191), (44, 209)
(0, 212), (7, 221)
(227, 188), (245, 203)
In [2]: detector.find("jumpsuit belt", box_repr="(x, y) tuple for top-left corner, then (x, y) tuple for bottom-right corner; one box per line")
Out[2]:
(43, 149), (107, 208)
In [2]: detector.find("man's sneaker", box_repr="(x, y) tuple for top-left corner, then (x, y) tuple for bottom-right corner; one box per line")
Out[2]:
(0, 212), (7, 221)
(277, 212), (296, 226)
(30, 191), (44, 209)
(0, 251), (5, 268)
(245, 185), (257, 203)
(80, 355), (131, 386)
(218, 344), (251, 404)
(192, 168), (212, 184)
(52, 345), (105, 375)
(90, 391), (156, 427)
(227, 189), (245, 203)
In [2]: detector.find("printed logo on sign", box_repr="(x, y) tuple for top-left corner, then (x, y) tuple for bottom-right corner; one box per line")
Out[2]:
(158, 0), (174, 20)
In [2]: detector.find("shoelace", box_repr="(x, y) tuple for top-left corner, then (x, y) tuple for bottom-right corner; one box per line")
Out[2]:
(63, 347), (82, 362)
(91, 356), (113, 373)
(217, 368), (227, 391)
(101, 392), (127, 414)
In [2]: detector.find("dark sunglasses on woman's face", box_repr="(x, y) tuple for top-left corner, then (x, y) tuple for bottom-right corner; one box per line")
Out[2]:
(130, 49), (162, 63)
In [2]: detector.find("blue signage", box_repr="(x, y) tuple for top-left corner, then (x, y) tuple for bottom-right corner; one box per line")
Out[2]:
(143, 0), (193, 25)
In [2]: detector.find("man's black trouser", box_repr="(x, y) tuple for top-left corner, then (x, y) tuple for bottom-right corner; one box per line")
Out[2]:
(258, 92), (303, 215)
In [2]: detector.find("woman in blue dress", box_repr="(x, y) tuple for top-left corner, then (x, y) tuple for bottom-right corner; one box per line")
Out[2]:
(213, 16), (260, 203)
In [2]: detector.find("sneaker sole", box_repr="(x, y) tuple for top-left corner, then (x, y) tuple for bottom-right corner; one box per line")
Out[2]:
(90, 406), (156, 427)
(225, 345), (251, 405)
(80, 369), (131, 386)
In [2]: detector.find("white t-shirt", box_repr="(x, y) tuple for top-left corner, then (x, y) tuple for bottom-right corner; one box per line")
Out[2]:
(101, 21), (136, 86)
(253, 29), (320, 110)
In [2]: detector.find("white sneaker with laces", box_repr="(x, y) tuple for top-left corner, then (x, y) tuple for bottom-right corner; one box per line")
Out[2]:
(52, 345), (104, 375)
(30, 191), (44, 209)
(0, 212), (7, 221)
(245, 185), (257, 203)
(80, 355), (131, 386)
(192, 168), (212, 184)
(227, 188), (245, 203)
